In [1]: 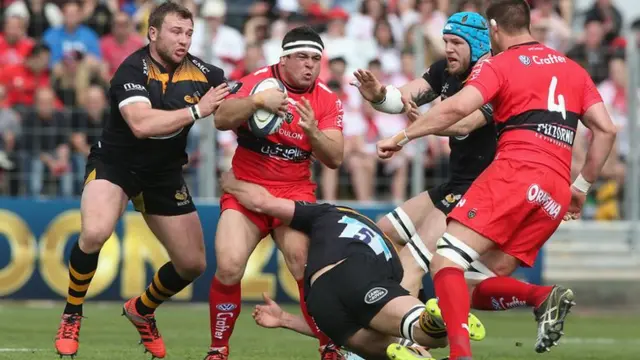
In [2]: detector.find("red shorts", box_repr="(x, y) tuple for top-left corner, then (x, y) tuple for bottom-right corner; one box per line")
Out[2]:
(220, 183), (317, 236)
(448, 159), (571, 267)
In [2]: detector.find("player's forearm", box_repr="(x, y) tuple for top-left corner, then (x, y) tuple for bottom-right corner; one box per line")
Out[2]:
(129, 107), (195, 139)
(214, 97), (258, 130)
(308, 130), (343, 169)
(222, 176), (275, 215)
(281, 312), (315, 338)
(434, 110), (486, 136)
(579, 130), (616, 183)
(405, 100), (466, 141)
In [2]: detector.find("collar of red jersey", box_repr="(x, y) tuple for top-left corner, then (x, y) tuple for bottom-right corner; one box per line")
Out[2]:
(508, 41), (540, 50)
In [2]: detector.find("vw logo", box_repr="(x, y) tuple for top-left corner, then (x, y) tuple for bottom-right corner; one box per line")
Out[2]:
(519, 55), (531, 66)
(216, 303), (237, 311)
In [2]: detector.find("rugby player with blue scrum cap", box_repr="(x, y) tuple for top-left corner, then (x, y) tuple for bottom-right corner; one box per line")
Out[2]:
(353, 11), (522, 313)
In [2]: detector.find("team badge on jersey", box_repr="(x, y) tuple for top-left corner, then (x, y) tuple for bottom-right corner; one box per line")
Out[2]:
(519, 55), (532, 66)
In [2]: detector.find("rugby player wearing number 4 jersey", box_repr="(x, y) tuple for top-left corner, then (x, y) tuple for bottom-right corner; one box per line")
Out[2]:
(377, 1), (617, 360)
(205, 26), (345, 360)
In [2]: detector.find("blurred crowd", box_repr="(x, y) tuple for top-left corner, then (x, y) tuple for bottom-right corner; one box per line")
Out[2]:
(0, 0), (636, 219)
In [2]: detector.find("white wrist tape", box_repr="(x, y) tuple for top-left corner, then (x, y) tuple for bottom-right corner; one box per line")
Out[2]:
(371, 85), (405, 114)
(189, 105), (202, 121)
(393, 130), (410, 147)
(572, 173), (592, 193)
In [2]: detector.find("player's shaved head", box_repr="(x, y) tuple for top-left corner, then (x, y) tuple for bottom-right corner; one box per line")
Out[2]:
(486, 0), (531, 35)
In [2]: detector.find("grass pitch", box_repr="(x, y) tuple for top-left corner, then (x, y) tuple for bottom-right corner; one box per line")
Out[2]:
(0, 302), (637, 360)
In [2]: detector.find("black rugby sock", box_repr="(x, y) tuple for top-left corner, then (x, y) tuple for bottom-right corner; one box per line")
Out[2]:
(64, 243), (100, 315)
(135, 262), (192, 315)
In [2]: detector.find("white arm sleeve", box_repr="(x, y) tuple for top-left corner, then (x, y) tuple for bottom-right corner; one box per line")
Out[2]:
(371, 85), (405, 114)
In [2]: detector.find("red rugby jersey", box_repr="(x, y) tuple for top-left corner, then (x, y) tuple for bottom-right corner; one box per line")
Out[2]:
(466, 42), (602, 183)
(228, 65), (344, 186)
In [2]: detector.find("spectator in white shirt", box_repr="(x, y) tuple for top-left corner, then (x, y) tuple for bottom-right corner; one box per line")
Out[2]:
(530, 0), (572, 53)
(347, 0), (403, 44)
(191, 0), (245, 76)
(322, 8), (376, 75)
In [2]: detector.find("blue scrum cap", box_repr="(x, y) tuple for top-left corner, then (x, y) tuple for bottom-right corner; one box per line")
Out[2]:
(443, 12), (491, 63)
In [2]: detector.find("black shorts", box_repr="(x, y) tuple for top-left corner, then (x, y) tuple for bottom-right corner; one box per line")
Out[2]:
(427, 181), (472, 215)
(305, 251), (409, 346)
(83, 153), (196, 216)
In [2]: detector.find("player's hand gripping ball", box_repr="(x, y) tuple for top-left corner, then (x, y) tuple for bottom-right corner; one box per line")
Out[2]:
(249, 78), (288, 138)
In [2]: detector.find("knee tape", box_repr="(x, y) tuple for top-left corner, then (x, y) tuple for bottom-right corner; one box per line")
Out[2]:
(386, 208), (416, 245)
(407, 233), (432, 273)
(436, 233), (480, 270)
(466, 260), (496, 281)
(397, 338), (417, 347)
(399, 304), (423, 343)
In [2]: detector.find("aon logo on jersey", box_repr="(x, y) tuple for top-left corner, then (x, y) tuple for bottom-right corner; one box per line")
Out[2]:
(338, 216), (392, 260)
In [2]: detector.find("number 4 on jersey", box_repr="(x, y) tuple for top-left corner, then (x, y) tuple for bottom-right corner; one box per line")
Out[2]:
(547, 76), (566, 120)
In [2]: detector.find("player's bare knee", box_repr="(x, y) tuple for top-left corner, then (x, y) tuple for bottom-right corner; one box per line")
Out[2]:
(281, 246), (307, 279)
(79, 223), (116, 253)
(173, 254), (206, 281)
(215, 256), (248, 285)
(491, 257), (519, 277)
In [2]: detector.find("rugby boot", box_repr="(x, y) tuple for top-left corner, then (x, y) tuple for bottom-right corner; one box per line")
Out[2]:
(386, 344), (436, 360)
(421, 298), (486, 341)
(320, 343), (345, 360)
(55, 313), (83, 357)
(204, 347), (229, 360)
(122, 297), (166, 358)
(534, 285), (576, 353)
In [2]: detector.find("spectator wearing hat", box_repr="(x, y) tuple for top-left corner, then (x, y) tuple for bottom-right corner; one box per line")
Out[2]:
(5, 0), (63, 39)
(191, 0), (245, 76)
(43, 1), (101, 67)
(0, 15), (35, 67)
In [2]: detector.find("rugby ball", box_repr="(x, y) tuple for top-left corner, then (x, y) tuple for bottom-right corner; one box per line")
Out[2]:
(248, 78), (287, 138)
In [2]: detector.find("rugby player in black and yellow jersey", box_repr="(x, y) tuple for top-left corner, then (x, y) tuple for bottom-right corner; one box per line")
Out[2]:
(217, 171), (489, 360)
(52, 2), (288, 359)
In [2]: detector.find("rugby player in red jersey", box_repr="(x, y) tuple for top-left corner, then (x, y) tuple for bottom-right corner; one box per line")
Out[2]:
(377, 1), (617, 360)
(204, 26), (345, 360)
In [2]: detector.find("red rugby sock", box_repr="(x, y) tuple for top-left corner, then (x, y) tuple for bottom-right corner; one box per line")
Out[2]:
(433, 267), (472, 359)
(297, 280), (332, 347)
(209, 276), (241, 349)
(471, 277), (553, 310)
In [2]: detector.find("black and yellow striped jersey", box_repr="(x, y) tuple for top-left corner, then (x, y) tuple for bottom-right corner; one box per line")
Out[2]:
(96, 46), (225, 171)
(289, 201), (403, 287)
